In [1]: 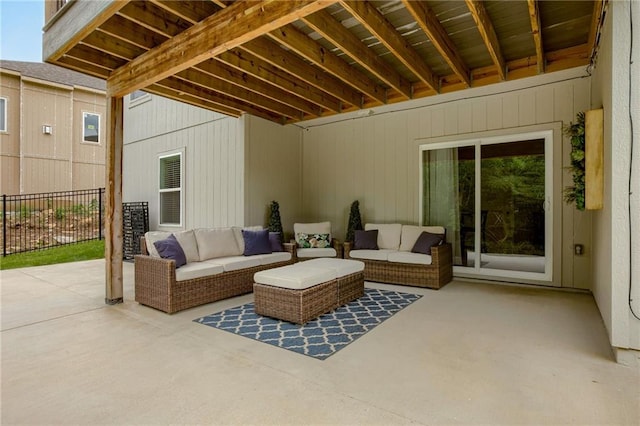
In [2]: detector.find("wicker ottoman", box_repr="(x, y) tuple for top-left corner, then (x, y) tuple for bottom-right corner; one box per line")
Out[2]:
(253, 259), (364, 324)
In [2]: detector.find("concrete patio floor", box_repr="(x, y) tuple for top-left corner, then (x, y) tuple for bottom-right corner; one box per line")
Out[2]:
(1, 259), (639, 425)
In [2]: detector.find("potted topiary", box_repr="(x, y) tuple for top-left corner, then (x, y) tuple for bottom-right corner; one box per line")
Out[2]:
(268, 200), (284, 242)
(563, 112), (586, 211)
(345, 200), (363, 242)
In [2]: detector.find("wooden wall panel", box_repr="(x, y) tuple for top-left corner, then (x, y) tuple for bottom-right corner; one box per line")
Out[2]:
(302, 74), (593, 289)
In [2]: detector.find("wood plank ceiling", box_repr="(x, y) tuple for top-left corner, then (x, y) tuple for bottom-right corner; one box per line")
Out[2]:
(44, 0), (604, 125)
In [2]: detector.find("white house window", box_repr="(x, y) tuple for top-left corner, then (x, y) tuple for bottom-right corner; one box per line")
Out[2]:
(159, 152), (183, 226)
(130, 90), (147, 101)
(129, 90), (150, 107)
(82, 112), (100, 143)
(0, 97), (7, 132)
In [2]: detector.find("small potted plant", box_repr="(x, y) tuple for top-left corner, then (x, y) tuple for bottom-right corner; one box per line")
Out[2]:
(268, 200), (284, 242)
(345, 200), (363, 242)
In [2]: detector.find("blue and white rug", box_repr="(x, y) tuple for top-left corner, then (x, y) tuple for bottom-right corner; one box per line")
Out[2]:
(194, 288), (421, 360)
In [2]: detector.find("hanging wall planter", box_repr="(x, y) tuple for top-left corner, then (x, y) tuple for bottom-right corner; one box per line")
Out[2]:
(563, 112), (586, 211)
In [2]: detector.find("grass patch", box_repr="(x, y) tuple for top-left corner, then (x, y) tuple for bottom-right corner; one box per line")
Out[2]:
(0, 240), (105, 270)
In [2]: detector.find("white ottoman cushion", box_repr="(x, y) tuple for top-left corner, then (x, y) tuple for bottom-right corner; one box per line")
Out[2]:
(254, 264), (337, 290)
(303, 258), (364, 277)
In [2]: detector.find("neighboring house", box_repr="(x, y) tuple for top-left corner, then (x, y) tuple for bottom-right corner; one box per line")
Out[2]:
(0, 60), (106, 195)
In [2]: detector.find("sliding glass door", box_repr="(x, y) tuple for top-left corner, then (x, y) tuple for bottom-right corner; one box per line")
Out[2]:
(420, 131), (552, 281)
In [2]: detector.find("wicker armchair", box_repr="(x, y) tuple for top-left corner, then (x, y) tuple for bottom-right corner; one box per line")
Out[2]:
(292, 221), (343, 260)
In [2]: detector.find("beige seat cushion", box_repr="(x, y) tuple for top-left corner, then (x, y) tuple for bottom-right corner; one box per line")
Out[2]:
(205, 256), (260, 272)
(348, 249), (395, 261)
(173, 229), (200, 263)
(297, 247), (337, 258)
(256, 252), (292, 265)
(399, 225), (446, 252)
(175, 262), (224, 282)
(364, 223), (402, 250)
(387, 251), (433, 265)
(254, 264), (336, 290)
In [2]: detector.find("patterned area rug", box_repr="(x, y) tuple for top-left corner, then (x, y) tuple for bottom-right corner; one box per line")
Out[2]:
(194, 288), (421, 360)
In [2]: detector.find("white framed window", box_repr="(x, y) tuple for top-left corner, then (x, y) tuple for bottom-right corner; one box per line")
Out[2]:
(159, 151), (183, 226)
(0, 97), (7, 132)
(82, 112), (100, 143)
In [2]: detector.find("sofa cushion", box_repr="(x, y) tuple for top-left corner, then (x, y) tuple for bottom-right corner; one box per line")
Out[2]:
(242, 229), (272, 256)
(256, 252), (292, 266)
(232, 226), (263, 254)
(348, 249), (395, 261)
(293, 222), (332, 242)
(364, 223), (402, 250)
(399, 225), (446, 252)
(411, 231), (444, 255)
(387, 251), (433, 265)
(296, 232), (331, 248)
(254, 264), (337, 290)
(297, 247), (337, 258)
(195, 228), (241, 260)
(175, 262), (225, 282)
(205, 256), (261, 272)
(154, 234), (187, 268)
(303, 258), (365, 277)
(173, 229), (200, 263)
(144, 231), (171, 257)
(269, 232), (284, 252)
(354, 229), (378, 250)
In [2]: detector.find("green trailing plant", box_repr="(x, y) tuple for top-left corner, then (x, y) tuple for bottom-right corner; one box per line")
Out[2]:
(268, 200), (284, 242)
(563, 112), (586, 211)
(345, 200), (363, 242)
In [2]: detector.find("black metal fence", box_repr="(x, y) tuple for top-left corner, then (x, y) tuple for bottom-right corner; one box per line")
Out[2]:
(1, 188), (104, 256)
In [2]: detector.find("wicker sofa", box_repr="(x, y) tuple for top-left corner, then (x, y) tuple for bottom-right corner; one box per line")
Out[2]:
(343, 224), (453, 289)
(135, 227), (295, 313)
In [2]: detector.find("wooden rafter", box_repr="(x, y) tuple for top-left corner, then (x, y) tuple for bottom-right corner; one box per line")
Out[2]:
(116, 1), (191, 38)
(98, 14), (169, 50)
(242, 37), (361, 108)
(399, 0), (469, 87)
(464, 0), (506, 81)
(145, 84), (242, 118)
(146, 0), (218, 25)
(341, 0), (438, 92)
(195, 59), (321, 116)
(216, 50), (342, 113)
(302, 9), (412, 100)
(108, 0), (338, 97)
(527, 0), (544, 74)
(269, 24), (386, 104)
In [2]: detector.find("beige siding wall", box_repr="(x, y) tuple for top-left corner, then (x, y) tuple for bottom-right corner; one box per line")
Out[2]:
(123, 94), (244, 231)
(244, 115), (302, 237)
(0, 73), (20, 194)
(301, 68), (592, 289)
(0, 72), (106, 195)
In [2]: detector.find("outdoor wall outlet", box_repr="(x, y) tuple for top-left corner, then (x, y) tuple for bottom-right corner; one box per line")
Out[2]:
(574, 244), (584, 256)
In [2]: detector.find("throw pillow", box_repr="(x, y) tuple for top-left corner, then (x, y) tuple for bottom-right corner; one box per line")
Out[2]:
(354, 229), (379, 250)
(296, 233), (331, 248)
(269, 232), (284, 252)
(153, 234), (187, 268)
(411, 231), (444, 255)
(242, 229), (272, 256)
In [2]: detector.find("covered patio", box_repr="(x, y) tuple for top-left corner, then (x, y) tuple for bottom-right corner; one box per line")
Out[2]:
(2, 261), (638, 424)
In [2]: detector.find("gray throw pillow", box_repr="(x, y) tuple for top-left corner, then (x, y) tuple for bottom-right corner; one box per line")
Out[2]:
(242, 229), (272, 256)
(153, 234), (187, 268)
(411, 231), (444, 255)
(269, 232), (284, 252)
(354, 229), (378, 250)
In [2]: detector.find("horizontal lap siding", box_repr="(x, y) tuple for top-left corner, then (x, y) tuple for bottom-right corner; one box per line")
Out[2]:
(302, 72), (592, 288)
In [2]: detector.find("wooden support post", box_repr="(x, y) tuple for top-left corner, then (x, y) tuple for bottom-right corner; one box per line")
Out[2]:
(585, 108), (604, 210)
(105, 96), (124, 304)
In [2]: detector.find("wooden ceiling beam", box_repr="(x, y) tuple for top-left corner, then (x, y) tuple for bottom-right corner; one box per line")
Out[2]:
(302, 9), (412, 100)
(145, 84), (242, 118)
(68, 44), (127, 71)
(196, 59), (321, 116)
(117, 1), (191, 38)
(464, 0), (506, 81)
(176, 68), (303, 120)
(399, 0), (470, 87)
(98, 14), (169, 50)
(269, 24), (386, 104)
(242, 37), (361, 108)
(216, 50), (341, 113)
(146, 0), (218, 25)
(341, 0), (438, 91)
(82, 30), (145, 61)
(57, 55), (111, 80)
(157, 76), (285, 123)
(527, 0), (545, 74)
(108, 0), (338, 98)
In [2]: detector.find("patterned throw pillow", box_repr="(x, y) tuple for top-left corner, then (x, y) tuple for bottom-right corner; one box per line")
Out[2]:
(296, 233), (331, 248)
